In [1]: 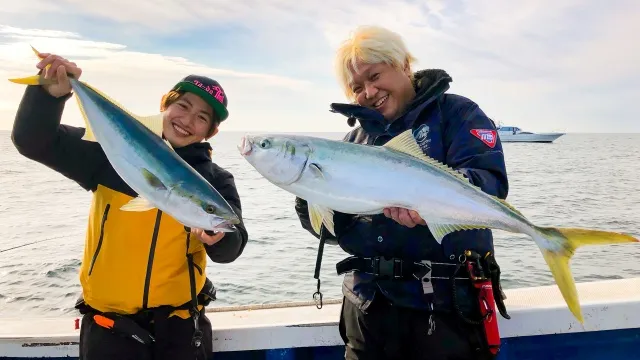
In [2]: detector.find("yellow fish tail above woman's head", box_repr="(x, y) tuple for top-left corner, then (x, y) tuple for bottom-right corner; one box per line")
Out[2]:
(8, 45), (62, 85)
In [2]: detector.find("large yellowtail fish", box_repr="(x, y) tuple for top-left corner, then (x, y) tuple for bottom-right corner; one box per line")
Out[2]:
(238, 131), (638, 324)
(9, 46), (240, 232)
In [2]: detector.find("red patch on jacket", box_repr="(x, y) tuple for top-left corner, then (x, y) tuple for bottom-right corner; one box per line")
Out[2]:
(470, 129), (497, 148)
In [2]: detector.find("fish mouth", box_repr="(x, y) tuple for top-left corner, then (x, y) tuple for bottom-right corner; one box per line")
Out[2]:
(238, 135), (252, 156)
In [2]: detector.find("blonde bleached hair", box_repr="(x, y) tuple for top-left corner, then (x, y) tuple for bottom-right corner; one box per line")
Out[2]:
(335, 25), (417, 101)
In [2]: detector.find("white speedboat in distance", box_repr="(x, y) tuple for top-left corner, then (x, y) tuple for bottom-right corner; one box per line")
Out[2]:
(497, 125), (565, 143)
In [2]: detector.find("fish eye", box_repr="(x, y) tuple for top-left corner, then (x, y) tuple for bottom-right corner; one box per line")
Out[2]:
(204, 204), (216, 214)
(259, 139), (271, 148)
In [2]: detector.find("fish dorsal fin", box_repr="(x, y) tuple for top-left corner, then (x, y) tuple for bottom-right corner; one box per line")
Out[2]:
(496, 198), (525, 218)
(77, 80), (165, 139)
(383, 129), (468, 182)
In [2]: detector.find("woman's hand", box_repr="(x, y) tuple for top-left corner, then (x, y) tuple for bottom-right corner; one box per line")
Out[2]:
(36, 53), (82, 98)
(383, 207), (426, 228)
(191, 228), (225, 246)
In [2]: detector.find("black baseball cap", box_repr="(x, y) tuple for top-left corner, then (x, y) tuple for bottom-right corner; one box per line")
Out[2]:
(171, 75), (229, 122)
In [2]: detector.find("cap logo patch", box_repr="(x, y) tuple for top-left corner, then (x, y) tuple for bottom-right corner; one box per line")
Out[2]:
(192, 79), (225, 103)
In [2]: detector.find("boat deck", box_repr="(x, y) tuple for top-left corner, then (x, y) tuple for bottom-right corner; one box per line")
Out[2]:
(1, 277), (639, 359)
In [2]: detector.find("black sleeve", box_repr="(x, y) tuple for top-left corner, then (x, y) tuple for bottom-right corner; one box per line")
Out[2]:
(11, 85), (108, 192)
(203, 169), (249, 263)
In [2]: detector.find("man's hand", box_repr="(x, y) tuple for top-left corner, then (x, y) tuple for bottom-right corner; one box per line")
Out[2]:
(383, 207), (426, 228)
(192, 228), (225, 245)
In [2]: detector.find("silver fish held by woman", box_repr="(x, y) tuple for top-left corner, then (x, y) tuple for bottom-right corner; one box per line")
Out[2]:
(9, 47), (240, 232)
(238, 131), (638, 324)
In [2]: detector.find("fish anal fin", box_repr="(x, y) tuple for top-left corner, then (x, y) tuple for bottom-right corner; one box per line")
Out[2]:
(308, 202), (335, 236)
(71, 90), (98, 142)
(120, 196), (156, 212)
(163, 138), (174, 151)
(426, 222), (489, 244)
(383, 130), (468, 182)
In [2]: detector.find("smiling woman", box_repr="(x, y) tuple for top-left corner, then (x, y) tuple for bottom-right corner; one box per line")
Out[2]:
(9, 52), (249, 360)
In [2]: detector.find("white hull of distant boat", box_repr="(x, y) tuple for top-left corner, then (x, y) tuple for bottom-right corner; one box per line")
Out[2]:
(499, 132), (565, 143)
(497, 126), (565, 143)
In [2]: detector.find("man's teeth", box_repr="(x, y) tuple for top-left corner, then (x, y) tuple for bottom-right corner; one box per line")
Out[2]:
(374, 95), (388, 107)
(173, 124), (190, 136)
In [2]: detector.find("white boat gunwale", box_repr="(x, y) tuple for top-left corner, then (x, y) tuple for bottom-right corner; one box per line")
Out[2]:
(1, 277), (639, 358)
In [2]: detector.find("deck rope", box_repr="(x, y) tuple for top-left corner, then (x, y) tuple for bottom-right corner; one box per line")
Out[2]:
(206, 298), (343, 312)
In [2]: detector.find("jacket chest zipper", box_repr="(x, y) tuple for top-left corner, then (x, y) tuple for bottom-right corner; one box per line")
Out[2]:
(88, 204), (110, 276)
(142, 210), (163, 309)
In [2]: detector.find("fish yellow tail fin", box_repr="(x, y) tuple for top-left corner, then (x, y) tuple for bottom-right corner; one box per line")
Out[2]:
(8, 45), (59, 85)
(534, 226), (638, 324)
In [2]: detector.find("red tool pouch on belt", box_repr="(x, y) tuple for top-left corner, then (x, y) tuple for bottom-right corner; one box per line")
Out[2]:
(469, 271), (501, 354)
(463, 250), (510, 356)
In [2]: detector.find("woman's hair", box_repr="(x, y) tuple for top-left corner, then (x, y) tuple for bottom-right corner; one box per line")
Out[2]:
(159, 90), (182, 112)
(334, 25), (417, 101)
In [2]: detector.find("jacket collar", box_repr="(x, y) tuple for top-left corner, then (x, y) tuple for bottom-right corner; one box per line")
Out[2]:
(173, 141), (213, 165)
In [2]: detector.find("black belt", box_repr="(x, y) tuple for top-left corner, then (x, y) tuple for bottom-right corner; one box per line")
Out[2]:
(336, 256), (467, 280)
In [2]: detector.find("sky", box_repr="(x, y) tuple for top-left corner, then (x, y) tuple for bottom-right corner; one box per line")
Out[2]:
(0, 0), (638, 133)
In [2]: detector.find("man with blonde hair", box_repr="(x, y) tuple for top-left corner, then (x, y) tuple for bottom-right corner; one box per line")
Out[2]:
(296, 25), (509, 359)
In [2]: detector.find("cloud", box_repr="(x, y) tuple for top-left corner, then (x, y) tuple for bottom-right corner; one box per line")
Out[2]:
(1, 0), (639, 133)
(0, 24), (341, 133)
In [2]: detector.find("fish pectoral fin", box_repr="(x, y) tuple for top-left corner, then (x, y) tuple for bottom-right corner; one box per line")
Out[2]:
(308, 202), (335, 236)
(308, 163), (324, 179)
(141, 168), (167, 190)
(120, 196), (156, 212)
(426, 222), (489, 244)
(383, 130), (468, 182)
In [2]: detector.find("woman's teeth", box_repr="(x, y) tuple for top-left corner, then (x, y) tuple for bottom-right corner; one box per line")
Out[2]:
(374, 95), (388, 108)
(173, 123), (190, 136)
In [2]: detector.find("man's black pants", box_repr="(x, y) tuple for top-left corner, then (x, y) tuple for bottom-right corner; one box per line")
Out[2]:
(78, 307), (213, 360)
(338, 296), (496, 360)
